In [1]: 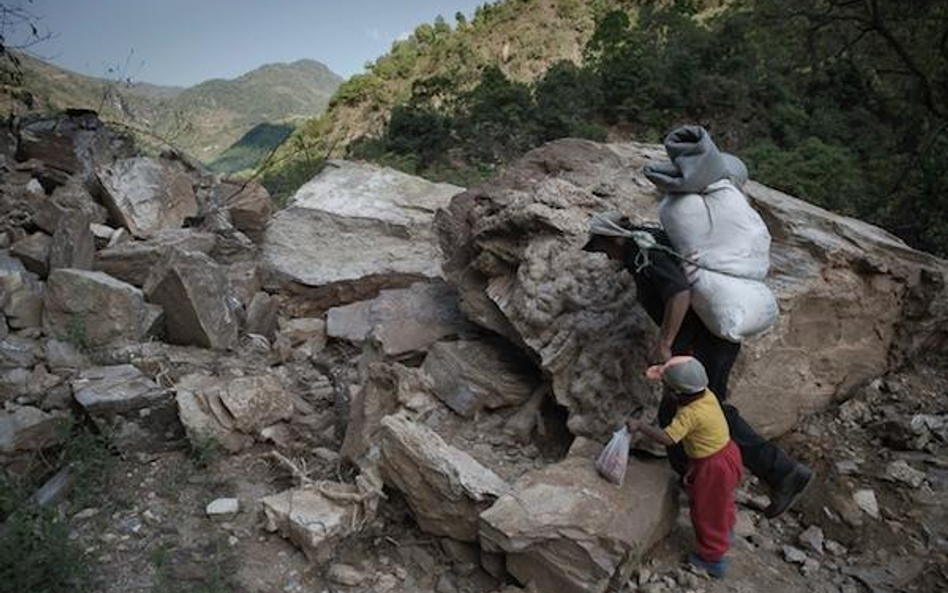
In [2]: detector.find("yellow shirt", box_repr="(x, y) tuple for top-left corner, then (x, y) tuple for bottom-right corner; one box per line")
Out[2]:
(663, 390), (730, 459)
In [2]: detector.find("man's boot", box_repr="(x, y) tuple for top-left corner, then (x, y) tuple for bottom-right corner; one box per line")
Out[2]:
(764, 463), (813, 518)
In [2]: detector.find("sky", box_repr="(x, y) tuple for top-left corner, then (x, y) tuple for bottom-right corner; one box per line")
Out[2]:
(14, 0), (486, 87)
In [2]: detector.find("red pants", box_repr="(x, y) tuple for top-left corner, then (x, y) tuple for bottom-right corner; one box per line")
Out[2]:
(686, 440), (742, 562)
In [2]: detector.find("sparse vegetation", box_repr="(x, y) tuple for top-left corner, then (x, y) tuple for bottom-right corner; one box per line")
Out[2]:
(151, 541), (237, 593)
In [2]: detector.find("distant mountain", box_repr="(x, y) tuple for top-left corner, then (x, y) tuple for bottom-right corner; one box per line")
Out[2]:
(3, 54), (342, 169)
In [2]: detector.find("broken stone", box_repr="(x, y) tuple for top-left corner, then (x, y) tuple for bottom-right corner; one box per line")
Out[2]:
(799, 525), (825, 555)
(327, 281), (475, 356)
(278, 317), (327, 347)
(479, 438), (677, 593)
(378, 414), (508, 541)
(90, 223), (117, 247)
(825, 539), (848, 556)
(212, 180), (272, 244)
(205, 498), (239, 517)
(244, 292), (278, 339)
(853, 489), (880, 519)
(10, 232), (51, 277)
(801, 558), (821, 576)
(422, 339), (539, 417)
(44, 269), (162, 347)
(0, 405), (67, 454)
(44, 339), (89, 371)
(0, 264), (43, 329)
(94, 229), (217, 287)
(436, 138), (948, 438)
(783, 545), (808, 564)
(835, 460), (860, 476)
(262, 160), (463, 305)
(71, 364), (169, 415)
(49, 212), (95, 271)
(328, 564), (365, 587)
(144, 249), (239, 350)
(0, 334), (40, 369)
(96, 156), (198, 238)
(839, 399), (872, 424)
(884, 459), (926, 488)
(49, 181), (109, 227)
(260, 487), (362, 562)
(340, 364), (429, 463)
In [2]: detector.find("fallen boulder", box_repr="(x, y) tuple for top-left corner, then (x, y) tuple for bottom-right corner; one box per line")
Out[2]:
(436, 139), (948, 438)
(94, 229), (217, 287)
(48, 212), (95, 271)
(327, 281), (476, 356)
(96, 156), (198, 238)
(44, 269), (162, 347)
(422, 339), (539, 417)
(144, 249), (239, 350)
(10, 232), (51, 277)
(378, 414), (508, 541)
(212, 180), (272, 244)
(262, 160), (463, 307)
(479, 438), (678, 593)
(71, 364), (169, 415)
(0, 254), (43, 329)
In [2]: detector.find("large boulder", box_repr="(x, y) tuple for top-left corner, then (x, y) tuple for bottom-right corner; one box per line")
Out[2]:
(262, 160), (463, 307)
(436, 139), (948, 438)
(49, 212), (95, 271)
(94, 229), (217, 287)
(0, 253), (43, 329)
(96, 156), (198, 238)
(10, 232), (51, 277)
(211, 180), (273, 244)
(0, 406), (68, 455)
(378, 414), (508, 542)
(43, 269), (162, 347)
(422, 339), (540, 417)
(144, 249), (239, 350)
(327, 281), (476, 357)
(16, 110), (136, 182)
(479, 438), (678, 593)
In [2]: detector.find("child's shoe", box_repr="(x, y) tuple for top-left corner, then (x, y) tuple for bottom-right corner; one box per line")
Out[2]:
(688, 553), (728, 578)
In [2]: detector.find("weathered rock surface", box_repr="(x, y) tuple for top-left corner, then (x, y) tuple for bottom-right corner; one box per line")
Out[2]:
(49, 212), (95, 271)
(212, 180), (272, 244)
(0, 254), (43, 329)
(244, 291), (278, 338)
(174, 371), (293, 451)
(262, 160), (463, 306)
(378, 414), (508, 541)
(96, 156), (198, 238)
(422, 339), (539, 417)
(44, 269), (162, 347)
(479, 438), (678, 593)
(71, 364), (169, 415)
(144, 249), (238, 350)
(260, 486), (362, 562)
(436, 139), (948, 438)
(32, 181), (109, 234)
(10, 232), (51, 277)
(277, 317), (326, 348)
(0, 334), (40, 369)
(0, 405), (67, 454)
(94, 229), (217, 287)
(327, 281), (476, 356)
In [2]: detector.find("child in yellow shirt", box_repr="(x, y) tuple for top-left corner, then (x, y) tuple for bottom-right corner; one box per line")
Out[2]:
(627, 356), (742, 578)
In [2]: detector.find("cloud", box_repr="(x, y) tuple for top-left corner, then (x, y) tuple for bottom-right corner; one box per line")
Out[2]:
(395, 31), (411, 42)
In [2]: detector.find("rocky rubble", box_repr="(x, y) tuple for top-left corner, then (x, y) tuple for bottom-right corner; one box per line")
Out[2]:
(3, 113), (947, 593)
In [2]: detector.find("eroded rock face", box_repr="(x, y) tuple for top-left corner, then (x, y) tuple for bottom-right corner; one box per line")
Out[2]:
(262, 160), (463, 307)
(96, 156), (198, 238)
(327, 281), (476, 357)
(479, 439), (677, 593)
(144, 249), (239, 350)
(422, 339), (539, 417)
(378, 414), (508, 542)
(436, 139), (948, 438)
(44, 269), (162, 347)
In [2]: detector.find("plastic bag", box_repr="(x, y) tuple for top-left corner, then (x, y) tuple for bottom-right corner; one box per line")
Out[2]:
(596, 427), (631, 486)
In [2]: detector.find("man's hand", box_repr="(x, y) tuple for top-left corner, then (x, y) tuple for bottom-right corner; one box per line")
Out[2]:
(625, 417), (640, 433)
(648, 341), (672, 365)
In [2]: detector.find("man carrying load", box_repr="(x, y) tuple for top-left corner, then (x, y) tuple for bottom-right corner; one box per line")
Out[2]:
(582, 126), (812, 518)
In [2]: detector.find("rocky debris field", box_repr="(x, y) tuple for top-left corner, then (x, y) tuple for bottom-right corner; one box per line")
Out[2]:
(1, 113), (947, 593)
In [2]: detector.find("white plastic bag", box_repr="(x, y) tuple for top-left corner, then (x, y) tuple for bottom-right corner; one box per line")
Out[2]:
(596, 427), (631, 486)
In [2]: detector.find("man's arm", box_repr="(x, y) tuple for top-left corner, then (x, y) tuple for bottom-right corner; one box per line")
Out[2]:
(626, 418), (675, 446)
(651, 289), (691, 363)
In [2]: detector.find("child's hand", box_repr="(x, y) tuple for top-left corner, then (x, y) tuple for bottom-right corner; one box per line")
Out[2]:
(625, 418), (640, 433)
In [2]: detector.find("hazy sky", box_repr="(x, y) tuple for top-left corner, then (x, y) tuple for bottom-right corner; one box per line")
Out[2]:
(17, 0), (485, 87)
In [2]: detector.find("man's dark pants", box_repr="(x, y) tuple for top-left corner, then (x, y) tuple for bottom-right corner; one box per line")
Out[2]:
(657, 314), (796, 488)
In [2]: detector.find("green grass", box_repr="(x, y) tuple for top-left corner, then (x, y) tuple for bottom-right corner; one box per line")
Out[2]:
(151, 541), (237, 593)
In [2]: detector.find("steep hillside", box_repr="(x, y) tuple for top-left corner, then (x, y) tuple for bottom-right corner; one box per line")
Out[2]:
(2, 55), (341, 168)
(209, 122), (296, 174)
(260, 0), (631, 195)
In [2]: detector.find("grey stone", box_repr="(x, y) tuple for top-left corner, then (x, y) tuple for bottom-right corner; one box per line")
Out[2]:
(0, 334), (41, 369)
(96, 156), (198, 238)
(327, 564), (365, 587)
(422, 339), (539, 417)
(212, 180), (272, 244)
(0, 263), (43, 329)
(0, 405), (67, 454)
(244, 292), (278, 339)
(71, 364), (169, 415)
(799, 525), (825, 554)
(49, 212), (95, 271)
(853, 489), (880, 519)
(10, 232), (51, 277)
(205, 498), (239, 517)
(44, 339), (90, 371)
(261, 487), (363, 562)
(783, 545), (808, 564)
(94, 229), (217, 287)
(327, 281), (475, 356)
(144, 249), (238, 350)
(44, 269), (161, 347)
(884, 460), (926, 488)
(262, 160), (462, 306)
